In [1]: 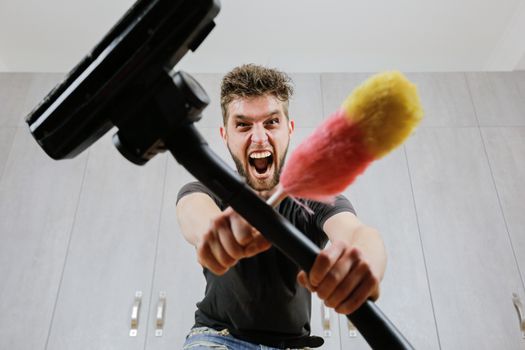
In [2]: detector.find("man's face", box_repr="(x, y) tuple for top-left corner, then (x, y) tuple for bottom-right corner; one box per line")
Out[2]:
(220, 94), (295, 192)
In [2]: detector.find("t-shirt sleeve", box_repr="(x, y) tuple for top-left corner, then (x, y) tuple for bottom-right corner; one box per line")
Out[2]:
(312, 194), (356, 232)
(176, 181), (222, 208)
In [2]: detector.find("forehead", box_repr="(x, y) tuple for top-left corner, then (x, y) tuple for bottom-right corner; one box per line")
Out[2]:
(227, 95), (285, 121)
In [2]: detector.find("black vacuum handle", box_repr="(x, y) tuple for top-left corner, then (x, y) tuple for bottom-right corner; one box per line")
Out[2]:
(166, 123), (414, 350)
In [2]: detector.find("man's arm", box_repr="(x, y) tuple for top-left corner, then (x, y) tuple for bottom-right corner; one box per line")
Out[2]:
(297, 211), (386, 314)
(176, 192), (271, 275)
(324, 211), (387, 283)
(176, 192), (222, 246)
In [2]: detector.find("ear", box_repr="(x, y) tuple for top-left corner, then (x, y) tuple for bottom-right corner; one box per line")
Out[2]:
(288, 119), (295, 136)
(220, 126), (227, 144)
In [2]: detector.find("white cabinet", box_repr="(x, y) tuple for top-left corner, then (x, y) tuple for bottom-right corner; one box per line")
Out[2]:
(2, 72), (525, 350)
(406, 127), (525, 349)
(310, 294), (342, 350)
(143, 158), (205, 350)
(45, 134), (167, 349)
(0, 127), (87, 350)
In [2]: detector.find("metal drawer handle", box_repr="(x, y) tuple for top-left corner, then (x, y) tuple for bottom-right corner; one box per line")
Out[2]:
(130, 291), (142, 337)
(512, 293), (525, 339)
(155, 291), (167, 337)
(347, 319), (358, 338)
(321, 304), (331, 337)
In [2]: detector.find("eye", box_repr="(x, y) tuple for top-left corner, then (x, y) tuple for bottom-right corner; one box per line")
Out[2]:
(265, 118), (279, 125)
(236, 122), (250, 129)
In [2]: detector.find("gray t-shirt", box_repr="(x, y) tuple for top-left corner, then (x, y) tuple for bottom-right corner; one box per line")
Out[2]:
(177, 181), (355, 349)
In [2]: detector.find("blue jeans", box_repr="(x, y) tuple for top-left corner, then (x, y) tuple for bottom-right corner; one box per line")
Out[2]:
(182, 327), (308, 350)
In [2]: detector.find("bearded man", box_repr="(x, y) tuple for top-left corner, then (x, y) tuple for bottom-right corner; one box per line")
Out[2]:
(176, 64), (387, 349)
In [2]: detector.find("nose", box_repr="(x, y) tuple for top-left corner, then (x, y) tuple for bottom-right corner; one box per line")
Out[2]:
(250, 124), (269, 145)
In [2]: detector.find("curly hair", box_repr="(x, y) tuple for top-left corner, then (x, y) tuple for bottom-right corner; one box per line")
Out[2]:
(220, 64), (294, 124)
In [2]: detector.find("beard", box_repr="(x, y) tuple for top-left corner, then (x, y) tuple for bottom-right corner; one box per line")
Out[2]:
(227, 143), (289, 191)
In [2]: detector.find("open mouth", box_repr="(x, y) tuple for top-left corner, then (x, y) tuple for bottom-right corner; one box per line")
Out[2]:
(248, 150), (274, 177)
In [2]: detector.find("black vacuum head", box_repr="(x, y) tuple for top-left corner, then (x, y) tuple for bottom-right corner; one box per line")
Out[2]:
(26, 0), (220, 164)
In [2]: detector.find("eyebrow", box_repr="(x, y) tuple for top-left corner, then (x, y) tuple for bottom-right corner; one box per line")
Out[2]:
(233, 110), (281, 121)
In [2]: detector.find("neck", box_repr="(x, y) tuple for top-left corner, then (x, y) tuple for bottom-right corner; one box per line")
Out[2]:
(256, 186), (278, 200)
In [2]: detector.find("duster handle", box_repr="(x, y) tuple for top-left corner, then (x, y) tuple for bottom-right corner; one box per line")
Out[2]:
(266, 185), (287, 207)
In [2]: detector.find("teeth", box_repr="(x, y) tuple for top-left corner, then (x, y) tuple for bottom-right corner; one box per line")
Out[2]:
(249, 151), (271, 159)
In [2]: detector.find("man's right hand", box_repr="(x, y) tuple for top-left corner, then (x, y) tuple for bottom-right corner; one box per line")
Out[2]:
(196, 207), (272, 275)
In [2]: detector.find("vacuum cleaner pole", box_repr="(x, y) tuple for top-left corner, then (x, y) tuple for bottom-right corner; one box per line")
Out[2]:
(166, 121), (414, 350)
(23, 0), (414, 343)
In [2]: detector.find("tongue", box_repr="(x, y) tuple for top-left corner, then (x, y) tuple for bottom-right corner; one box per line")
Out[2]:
(253, 158), (268, 172)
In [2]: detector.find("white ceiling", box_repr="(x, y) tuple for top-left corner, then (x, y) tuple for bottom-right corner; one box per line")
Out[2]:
(1, 0), (524, 73)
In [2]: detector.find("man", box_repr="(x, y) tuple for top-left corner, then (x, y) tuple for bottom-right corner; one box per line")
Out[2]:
(176, 64), (387, 349)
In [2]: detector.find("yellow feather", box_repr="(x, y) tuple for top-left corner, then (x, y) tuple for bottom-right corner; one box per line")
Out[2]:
(341, 71), (423, 158)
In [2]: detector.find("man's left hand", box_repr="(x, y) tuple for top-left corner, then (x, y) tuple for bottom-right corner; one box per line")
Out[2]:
(297, 240), (380, 314)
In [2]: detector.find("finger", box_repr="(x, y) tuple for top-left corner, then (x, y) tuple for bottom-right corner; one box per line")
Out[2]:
(208, 230), (236, 269)
(243, 234), (271, 257)
(335, 276), (376, 315)
(324, 261), (368, 308)
(216, 220), (245, 260)
(243, 235), (271, 257)
(250, 227), (262, 238)
(309, 242), (346, 287)
(297, 271), (316, 292)
(197, 241), (227, 275)
(297, 270), (307, 287)
(315, 254), (354, 300)
(229, 211), (254, 246)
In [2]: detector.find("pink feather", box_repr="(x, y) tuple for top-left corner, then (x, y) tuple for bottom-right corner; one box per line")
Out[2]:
(279, 109), (374, 202)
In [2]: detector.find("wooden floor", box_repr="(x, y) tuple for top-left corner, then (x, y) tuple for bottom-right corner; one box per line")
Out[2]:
(0, 71), (524, 349)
